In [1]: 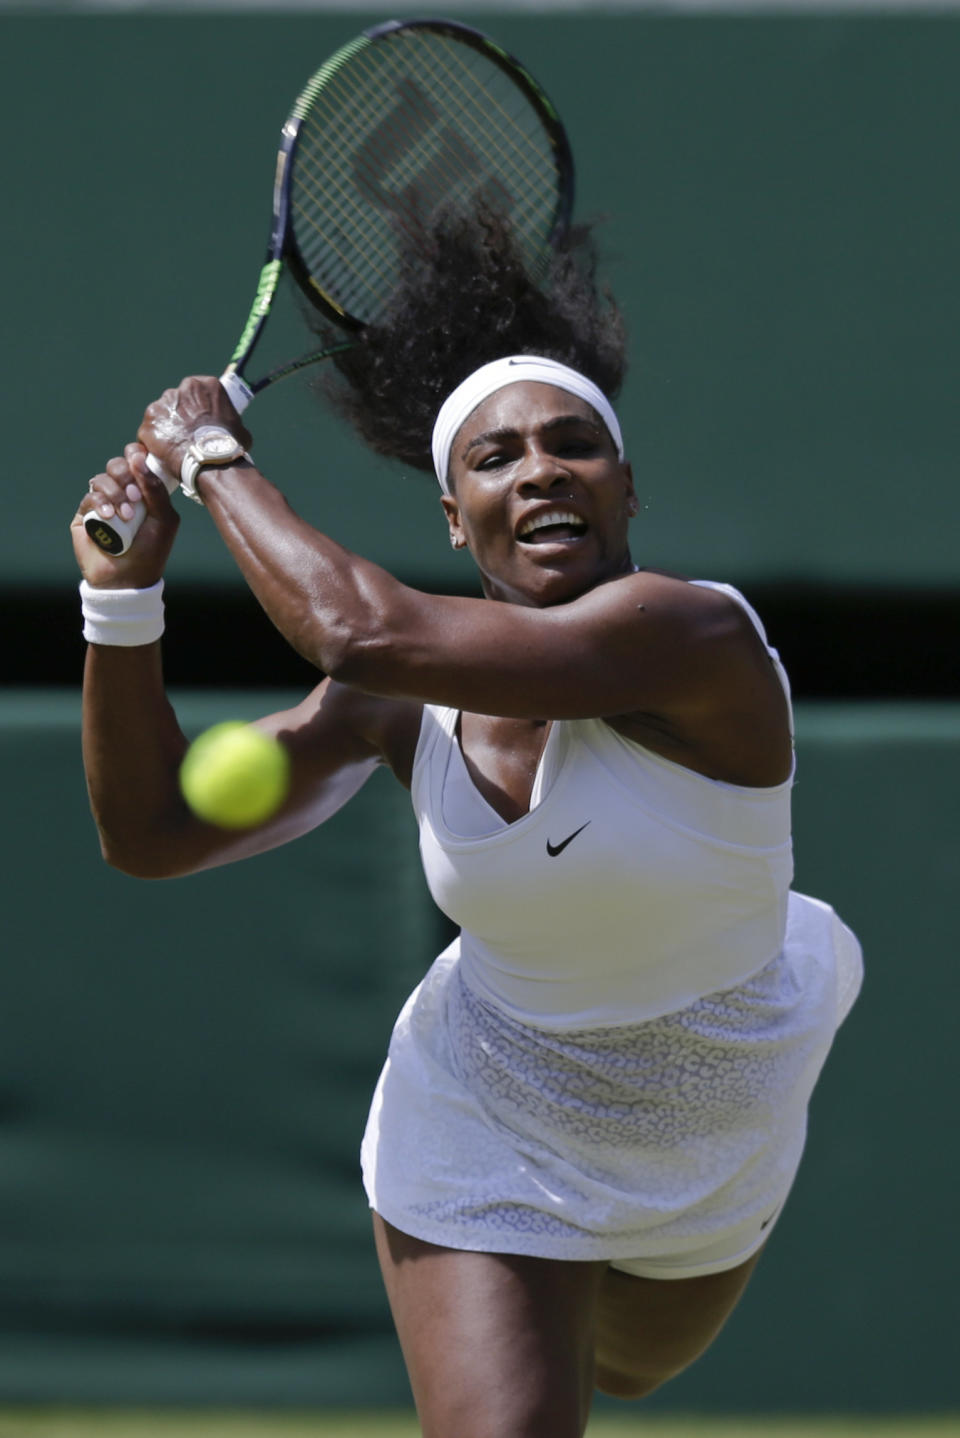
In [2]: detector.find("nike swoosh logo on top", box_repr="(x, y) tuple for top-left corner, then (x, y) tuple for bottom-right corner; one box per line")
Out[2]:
(546, 821), (591, 857)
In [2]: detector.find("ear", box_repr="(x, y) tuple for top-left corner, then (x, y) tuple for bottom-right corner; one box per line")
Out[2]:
(622, 462), (639, 517)
(441, 495), (466, 550)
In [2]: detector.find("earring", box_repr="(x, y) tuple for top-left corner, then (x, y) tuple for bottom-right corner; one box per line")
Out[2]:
(451, 535), (464, 549)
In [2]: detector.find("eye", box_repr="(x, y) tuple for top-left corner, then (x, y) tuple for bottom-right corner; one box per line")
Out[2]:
(475, 451), (510, 472)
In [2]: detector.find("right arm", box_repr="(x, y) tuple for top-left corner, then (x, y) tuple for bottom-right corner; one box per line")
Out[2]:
(73, 445), (410, 880)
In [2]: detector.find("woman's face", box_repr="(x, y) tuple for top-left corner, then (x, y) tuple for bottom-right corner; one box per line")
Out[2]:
(442, 381), (637, 607)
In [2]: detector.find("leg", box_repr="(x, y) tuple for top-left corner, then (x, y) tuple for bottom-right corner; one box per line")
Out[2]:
(594, 1246), (765, 1399)
(372, 1213), (607, 1438)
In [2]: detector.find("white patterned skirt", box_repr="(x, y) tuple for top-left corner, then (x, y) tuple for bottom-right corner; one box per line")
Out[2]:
(361, 891), (862, 1279)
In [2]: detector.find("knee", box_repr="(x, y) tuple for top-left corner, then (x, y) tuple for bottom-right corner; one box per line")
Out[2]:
(594, 1361), (676, 1401)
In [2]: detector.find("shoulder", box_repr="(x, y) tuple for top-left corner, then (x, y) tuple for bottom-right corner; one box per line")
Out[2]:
(610, 570), (782, 703)
(578, 568), (760, 658)
(620, 568), (741, 614)
(619, 569), (771, 649)
(604, 573), (793, 786)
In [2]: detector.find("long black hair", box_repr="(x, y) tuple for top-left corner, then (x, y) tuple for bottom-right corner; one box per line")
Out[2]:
(315, 207), (628, 473)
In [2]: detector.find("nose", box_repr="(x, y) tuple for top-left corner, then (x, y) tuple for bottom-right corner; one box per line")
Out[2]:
(516, 444), (571, 495)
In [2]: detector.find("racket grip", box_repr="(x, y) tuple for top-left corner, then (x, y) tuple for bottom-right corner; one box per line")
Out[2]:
(82, 454), (177, 557)
(84, 371), (253, 556)
(219, 368), (254, 414)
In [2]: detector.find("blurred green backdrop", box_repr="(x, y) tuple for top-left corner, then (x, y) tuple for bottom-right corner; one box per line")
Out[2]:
(1, 693), (957, 1412)
(2, 9), (958, 590)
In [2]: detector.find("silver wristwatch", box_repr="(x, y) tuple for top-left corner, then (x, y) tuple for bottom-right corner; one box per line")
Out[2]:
(180, 425), (251, 504)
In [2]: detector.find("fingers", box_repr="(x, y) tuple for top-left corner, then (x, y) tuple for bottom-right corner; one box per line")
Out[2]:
(85, 454), (139, 524)
(138, 375), (254, 473)
(73, 369), (253, 584)
(73, 441), (180, 589)
(82, 444), (174, 522)
(126, 444), (178, 516)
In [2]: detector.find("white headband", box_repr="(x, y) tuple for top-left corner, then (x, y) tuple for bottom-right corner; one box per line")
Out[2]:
(431, 355), (625, 495)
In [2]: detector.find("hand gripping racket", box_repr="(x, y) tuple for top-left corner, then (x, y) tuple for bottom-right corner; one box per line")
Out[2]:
(85, 16), (574, 556)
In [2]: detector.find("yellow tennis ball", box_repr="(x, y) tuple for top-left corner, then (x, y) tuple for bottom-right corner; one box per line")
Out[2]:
(179, 721), (290, 829)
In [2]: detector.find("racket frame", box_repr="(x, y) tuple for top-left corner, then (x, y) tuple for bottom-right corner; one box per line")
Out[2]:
(223, 16), (575, 397)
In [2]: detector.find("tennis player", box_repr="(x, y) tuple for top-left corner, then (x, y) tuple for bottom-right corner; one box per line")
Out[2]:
(73, 215), (862, 1437)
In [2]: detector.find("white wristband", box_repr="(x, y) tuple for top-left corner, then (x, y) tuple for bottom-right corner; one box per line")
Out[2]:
(80, 579), (165, 647)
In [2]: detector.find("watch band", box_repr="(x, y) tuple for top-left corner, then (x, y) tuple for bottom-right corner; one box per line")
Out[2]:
(180, 442), (252, 505)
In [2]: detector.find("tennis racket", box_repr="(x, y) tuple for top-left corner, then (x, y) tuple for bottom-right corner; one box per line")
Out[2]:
(85, 16), (574, 556)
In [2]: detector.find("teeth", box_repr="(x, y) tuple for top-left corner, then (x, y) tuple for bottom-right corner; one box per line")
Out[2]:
(518, 510), (584, 538)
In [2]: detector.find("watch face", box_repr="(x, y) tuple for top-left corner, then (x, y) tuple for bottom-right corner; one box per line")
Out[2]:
(196, 427), (240, 459)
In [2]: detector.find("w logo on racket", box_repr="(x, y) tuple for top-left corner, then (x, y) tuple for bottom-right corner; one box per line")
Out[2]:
(351, 78), (511, 228)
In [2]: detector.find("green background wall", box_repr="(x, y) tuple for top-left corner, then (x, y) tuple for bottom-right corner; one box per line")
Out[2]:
(1, 693), (957, 1411)
(2, 10), (959, 591)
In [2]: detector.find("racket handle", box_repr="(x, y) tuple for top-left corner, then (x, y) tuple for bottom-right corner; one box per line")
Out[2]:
(84, 370), (254, 556)
(219, 367), (254, 414)
(82, 454), (177, 557)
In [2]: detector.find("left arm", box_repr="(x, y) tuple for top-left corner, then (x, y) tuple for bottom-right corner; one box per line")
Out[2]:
(137, 379), (777, 734)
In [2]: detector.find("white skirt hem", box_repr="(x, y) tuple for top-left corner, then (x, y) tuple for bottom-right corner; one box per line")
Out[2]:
(361, 891), (862, 1271)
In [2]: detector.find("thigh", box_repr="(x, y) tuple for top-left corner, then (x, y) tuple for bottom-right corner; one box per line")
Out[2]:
(595, 1245), (765, 1399)
(372, 1213), (608, 1438)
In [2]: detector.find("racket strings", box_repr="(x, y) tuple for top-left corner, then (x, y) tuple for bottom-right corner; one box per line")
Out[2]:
(299, 41), (558, 221)
(294, 105), (553, 317)
(297, 72), (492, 267)
(354, 40), (562, 239)
(348, 39), (557, 203)
(410, 39), (560, 203)
(299, 65), (448, 270)
(315, 39), (556, 205)
(288, 29), (565, 324)
(294, 133), (405, 303)
(294, 76), (433, 311)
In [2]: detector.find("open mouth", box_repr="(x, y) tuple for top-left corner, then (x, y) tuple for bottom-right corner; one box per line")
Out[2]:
(517, 510), (588, 545)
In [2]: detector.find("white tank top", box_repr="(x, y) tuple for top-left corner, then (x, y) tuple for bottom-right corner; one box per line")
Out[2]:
(411, 581), (796, 1029)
